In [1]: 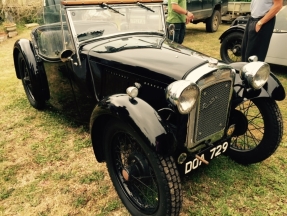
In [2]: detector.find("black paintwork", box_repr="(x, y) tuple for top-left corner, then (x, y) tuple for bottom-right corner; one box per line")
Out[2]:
(13, 25), (286, 159)
(219, 24), (245, 42)
(13, 39), (50, 101)
(90, 94), (176, 162)
(81, 35), (210, 80)
(219, 16), (247, 42)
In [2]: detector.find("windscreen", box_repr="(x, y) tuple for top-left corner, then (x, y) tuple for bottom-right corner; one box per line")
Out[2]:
(67, 4), (165, 42)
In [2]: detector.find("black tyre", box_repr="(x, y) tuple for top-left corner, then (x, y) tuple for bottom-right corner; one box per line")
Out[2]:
(103, 119), (182, 216)
(220, 31), (243, 63)
(206, 10), (220, 32)
(18, 53), (46, 109)
(228, 98), (283, 165)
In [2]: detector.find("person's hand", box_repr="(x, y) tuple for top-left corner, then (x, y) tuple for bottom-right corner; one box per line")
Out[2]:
(255, 21), (262, 32)
(186, 11), (194, 24)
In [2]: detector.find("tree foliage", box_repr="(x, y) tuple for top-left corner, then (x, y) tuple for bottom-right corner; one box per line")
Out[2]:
(0, 0), (43, 23)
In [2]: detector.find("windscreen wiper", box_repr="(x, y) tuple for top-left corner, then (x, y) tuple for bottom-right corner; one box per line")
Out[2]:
(137, 2), (155, 12)
(77, 30), (105, 42)
(101, 3), (125, 16)
(77, 30), (104, 38)
(96, 44), (155, 53)
(106, 44), (127, 52)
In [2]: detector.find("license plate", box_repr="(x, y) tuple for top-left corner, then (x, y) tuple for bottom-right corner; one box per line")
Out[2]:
(184, 141), (229, 174)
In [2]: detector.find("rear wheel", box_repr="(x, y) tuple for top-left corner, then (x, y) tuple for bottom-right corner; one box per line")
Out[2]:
(103, 119), (182, 216)
(206, 10), (220, 32)
(220, 31), (243, 63)
(18, 53), (46, 109)
(228, 98), (283, 164)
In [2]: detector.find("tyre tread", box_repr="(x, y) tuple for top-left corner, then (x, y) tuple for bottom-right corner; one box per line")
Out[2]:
(158, 155), (182, 216)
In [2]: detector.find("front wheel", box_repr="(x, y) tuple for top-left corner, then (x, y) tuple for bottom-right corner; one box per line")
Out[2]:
(228, 98), (283, 165)
(220, 31), (243, 63)
(103, 119), (182, 216)
(206, 10), (220, 32)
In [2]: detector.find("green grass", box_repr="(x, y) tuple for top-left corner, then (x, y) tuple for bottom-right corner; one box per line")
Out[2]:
(0, 23), (287, 216)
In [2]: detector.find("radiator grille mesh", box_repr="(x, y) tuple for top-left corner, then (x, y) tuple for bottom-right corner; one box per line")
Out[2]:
(195, 80), (232, 141)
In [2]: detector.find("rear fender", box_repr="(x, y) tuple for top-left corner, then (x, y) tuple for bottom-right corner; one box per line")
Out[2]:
(231, 62), (286, 104)
(90, 94), (176, 162)
(13, 39), (50, 100)
(219, 26), (245, 42)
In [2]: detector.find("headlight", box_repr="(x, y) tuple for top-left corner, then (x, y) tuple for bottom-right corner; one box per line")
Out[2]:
(166, 80), (199, 114)
(240, 62), (270, 89)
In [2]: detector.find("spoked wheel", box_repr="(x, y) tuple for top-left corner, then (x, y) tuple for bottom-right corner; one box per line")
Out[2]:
(220, 32), (243, 63)
(228, 98), (283, 164)
(104, 119), (182, 216)
(18, 53), (46, 109)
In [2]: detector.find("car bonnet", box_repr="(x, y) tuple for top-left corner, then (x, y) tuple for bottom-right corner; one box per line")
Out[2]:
(82, 35), (216, 80)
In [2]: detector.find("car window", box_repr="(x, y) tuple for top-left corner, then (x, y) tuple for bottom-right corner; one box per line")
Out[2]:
(274, 6), (287, 32)
(67, 5), (165, 42)
(43, 4), (61, 24)
(35, 6), (75, 59)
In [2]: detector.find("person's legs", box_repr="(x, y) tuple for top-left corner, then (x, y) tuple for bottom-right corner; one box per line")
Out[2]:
(241, 19), (250, 62)
(255, 17), (275, 61)
(242, 17), (275, 62)
(177, 23), (186, 44)
(241, 19), (259, 62)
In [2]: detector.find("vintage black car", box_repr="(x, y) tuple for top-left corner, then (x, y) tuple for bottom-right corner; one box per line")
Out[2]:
(13, 0), (285, 215)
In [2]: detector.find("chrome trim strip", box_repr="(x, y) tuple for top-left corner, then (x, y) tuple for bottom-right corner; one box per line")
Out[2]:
(185, 62), (231, 83)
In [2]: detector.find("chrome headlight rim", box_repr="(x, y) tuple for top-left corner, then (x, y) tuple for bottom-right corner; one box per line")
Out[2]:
(166, 80), (199, 114)
(240, 62), (270, 90)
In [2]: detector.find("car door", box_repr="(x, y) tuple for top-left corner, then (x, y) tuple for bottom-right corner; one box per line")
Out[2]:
(186, 0), (213, 21)
(186, 0), (201, 20)
(265, 6), (287, 66)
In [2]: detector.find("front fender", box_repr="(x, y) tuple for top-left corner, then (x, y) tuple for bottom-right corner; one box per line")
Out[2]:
(13, 38), (38, 79)
(232, 64), (286, 104)
(219, 25), (245, 42)
(90, 94), (176, 162)
(13, 38), (49, 100)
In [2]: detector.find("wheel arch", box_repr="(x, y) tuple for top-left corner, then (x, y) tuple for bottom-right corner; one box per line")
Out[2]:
(219, 26), (245, 43)
(13, 45), (21, 79)
(13, 39), (50, 100)
(90, 94), (177, 162)
(13, 39), (36, 79)
(214, 4), (222, 13)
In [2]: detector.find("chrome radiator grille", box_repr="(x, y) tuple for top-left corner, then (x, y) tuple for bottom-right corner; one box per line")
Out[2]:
(195, 80), (232, 142)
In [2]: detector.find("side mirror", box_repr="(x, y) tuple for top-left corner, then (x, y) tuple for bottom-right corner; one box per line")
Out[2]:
(60, 49), (74, 62)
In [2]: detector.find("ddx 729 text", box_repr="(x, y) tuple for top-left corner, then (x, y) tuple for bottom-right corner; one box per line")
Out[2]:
(185, 142), (229, 174)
